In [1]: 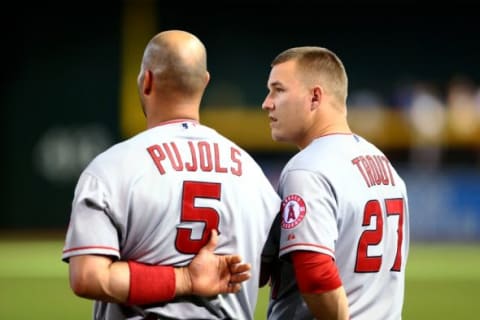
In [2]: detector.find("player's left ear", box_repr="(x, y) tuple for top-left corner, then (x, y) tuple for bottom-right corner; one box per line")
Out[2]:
(143, 70), (153, 95)
(310, 86), (322, 110)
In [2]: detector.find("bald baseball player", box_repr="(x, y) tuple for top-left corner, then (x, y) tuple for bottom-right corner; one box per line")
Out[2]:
(260, 46), (410, 319)
(62, 30), (281, 320)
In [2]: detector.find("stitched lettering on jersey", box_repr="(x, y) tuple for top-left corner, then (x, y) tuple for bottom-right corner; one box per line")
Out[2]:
(281, 194), (306, 229)
(147, 141), (242, 176)
(351, 155), (395, 187)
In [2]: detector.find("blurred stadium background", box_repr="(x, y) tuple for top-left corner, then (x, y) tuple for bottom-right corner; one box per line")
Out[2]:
(1, 3), (480, 319)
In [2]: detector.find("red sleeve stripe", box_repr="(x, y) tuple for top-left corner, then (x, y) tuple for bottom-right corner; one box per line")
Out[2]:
(280, 242), (334, 255)
(62, 246), (119, 254)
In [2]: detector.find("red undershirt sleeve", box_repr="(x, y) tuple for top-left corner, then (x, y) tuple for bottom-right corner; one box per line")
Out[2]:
(291, 251), (343, 294)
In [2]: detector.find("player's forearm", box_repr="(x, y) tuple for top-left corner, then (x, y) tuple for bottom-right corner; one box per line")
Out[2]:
(302, 287), (349, 320)
(69, 256), (130, 303)
(70, 257), (178, 304)
(68, 230), (250, 305)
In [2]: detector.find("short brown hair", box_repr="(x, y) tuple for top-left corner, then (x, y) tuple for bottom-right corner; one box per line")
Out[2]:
(272, 46), (348, 103)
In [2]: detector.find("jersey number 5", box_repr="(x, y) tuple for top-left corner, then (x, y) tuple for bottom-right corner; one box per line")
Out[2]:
(355, 198), (404, 273)
(175, 181), (221, 254)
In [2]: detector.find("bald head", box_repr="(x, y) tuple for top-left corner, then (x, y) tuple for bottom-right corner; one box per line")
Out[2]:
(139, 30), (209, 97)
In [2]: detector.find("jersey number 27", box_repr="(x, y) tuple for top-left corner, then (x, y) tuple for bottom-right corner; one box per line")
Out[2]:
(355, 198), (405, 273)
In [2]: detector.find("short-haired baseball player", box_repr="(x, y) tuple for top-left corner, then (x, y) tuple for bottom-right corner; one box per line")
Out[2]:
(62, 30), (281, 320)
(260, 46), (410, 319)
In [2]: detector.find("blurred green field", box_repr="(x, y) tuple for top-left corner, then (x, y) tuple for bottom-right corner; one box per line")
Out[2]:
(0, 238), (479, 319)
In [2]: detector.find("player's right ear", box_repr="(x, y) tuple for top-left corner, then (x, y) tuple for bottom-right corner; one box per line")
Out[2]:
(204, 71), (211, 88)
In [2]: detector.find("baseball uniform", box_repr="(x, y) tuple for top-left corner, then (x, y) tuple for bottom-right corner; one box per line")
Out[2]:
(62, 119), (281, 320)
(263, 133), (409, 320)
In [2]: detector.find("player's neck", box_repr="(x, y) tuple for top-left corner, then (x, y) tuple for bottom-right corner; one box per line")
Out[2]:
(147, 109), (200, 129)
(297, 120), (351, 149)
(145, 94), (201, 129)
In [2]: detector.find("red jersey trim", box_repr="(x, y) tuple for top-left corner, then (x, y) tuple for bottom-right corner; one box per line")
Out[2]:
(317, 132), (354, 138)
(280, 242), (334, 255)
(62, 245), (119, 254)
(154, 119), (199, 127)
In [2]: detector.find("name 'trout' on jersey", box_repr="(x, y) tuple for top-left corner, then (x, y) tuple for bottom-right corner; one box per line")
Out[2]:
(265, 134), (409, 320)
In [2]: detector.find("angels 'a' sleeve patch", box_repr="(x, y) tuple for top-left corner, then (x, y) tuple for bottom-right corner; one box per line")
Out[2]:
(280, 194), (306, 229)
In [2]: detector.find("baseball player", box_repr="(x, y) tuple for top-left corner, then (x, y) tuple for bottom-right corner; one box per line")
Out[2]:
(260, 46), (410, 319)
(62, 30), (281, 320)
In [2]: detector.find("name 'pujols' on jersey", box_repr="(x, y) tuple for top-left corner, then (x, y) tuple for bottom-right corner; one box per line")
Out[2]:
(351, 154), (395, 187)
(147, 141), (242, 176)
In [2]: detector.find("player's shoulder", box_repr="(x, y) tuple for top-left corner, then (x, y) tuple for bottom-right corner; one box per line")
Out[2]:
(283, 134), (367, 172)
(284, 138), (335, 171)
(82, 132), (145, 176)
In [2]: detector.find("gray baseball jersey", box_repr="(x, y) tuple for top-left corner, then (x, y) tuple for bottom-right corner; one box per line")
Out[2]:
(263, 134), (409, 320)
(62, 120), (281, 320)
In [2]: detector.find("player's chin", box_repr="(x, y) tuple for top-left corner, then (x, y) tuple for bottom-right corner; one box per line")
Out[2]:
(271, 134), (280, 142)
(270, 128), (279, 140)
(271, 130), (287, 143)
